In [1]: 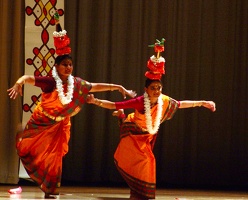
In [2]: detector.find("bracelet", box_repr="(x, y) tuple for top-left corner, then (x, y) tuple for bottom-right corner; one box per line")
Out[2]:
(109, 84), (114, 91)
(193, 102), (203, 107)
(16, 79), (25, 87)
(95, 99), (103, 106)
(15, 82), (22, 88)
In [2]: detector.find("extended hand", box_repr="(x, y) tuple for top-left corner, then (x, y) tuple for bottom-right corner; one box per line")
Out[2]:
(7, 84), (23, 99)
(86, 94), (95, 104)
(202, 101), (216, 112)
(119, 86), (137, 99)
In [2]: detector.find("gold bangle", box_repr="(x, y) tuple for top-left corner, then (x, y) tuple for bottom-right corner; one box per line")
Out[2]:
(193, 102), (197, 107)
(95, 99), (103, 106)
(97, 99), (103, 106)
(15, 82), (22, 88)
(109, 84), (114, 91)
(193, 102), (202, 107)
(16, 79), (25, 87)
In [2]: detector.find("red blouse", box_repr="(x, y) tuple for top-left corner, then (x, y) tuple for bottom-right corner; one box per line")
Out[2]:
(115, 96), (145, 113)
(35, 76), (56, 93)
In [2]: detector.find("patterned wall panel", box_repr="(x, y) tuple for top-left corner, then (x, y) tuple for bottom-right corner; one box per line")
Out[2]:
(23, 0), (64, 125)
(20, 0), (64, 178)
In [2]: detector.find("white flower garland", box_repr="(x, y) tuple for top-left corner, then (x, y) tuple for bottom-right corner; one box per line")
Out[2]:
(144, 92), (163, 134)
(52, 67), (74, 105)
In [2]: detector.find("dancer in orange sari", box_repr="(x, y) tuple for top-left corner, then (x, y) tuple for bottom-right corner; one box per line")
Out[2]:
(87, 39), (216, 199)
(7, 12), (136, 199)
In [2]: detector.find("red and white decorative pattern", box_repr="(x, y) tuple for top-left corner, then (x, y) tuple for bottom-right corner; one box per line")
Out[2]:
(23, 0), (64, 124)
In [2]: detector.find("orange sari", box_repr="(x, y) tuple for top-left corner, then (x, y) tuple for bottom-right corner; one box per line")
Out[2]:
(16, 77), (90, 194)
(114, 95), (178, 199)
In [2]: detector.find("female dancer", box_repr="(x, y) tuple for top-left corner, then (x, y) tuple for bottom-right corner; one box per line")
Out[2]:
(86, 39), (216, 199)
(7, 12), (136, 199)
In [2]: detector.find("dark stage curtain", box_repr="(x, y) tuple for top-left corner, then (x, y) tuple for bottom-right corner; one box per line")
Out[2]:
(62, 0), (248, 189)
(0, 1), (25, 183)
(2, 0), (247, 189)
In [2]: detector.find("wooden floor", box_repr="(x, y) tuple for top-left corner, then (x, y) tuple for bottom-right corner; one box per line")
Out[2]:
(0, 185), (248, 200)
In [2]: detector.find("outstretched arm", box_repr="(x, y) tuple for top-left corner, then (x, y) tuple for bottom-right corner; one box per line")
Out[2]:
(86, 94), (117, 109)
(7, 75), (35, 99)
(179, 100), (216, 112)
(90, 83), (136, 99)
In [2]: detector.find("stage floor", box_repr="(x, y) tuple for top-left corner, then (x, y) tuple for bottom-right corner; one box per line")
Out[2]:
(0, 185), (248, 200)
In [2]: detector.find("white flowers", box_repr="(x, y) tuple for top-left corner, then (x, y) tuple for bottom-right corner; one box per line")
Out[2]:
(144, 92), (163, 134)
(53, 30), (67, 37)
(52, 67), (74, 105)
(150, 55), (165, 64)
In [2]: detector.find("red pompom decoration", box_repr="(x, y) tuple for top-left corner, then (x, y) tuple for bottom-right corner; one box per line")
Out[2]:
(147, 58), (165, 74)
(53, 34), (71, 56)
(145, 55), (166, 80)
(145, 71), (162, 80)
(145, 38), (166, 80)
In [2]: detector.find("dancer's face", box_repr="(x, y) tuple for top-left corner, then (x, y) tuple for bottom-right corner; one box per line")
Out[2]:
(145, 81), (162, 102)
(55, 58), (73, 81)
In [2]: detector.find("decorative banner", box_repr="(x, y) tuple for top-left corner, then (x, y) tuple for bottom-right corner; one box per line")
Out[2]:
(23, 0), (64, 124)
(20, 0), (64, 178)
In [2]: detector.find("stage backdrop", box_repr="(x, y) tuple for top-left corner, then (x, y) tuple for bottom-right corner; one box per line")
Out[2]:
(19, 0), (65, 178)
(2, 0), (247, 189)
(62, 0), (248, 190)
